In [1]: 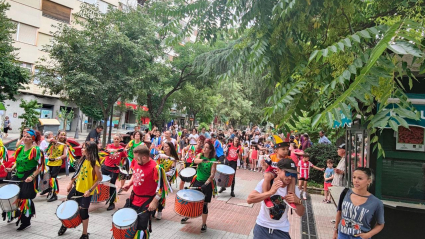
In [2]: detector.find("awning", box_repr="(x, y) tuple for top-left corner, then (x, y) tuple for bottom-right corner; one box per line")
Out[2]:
(39, 118), (60, 126)
(116, 101), (148, 111)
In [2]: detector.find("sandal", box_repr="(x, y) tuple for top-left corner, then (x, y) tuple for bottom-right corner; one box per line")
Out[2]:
(58, 225), (67, 236)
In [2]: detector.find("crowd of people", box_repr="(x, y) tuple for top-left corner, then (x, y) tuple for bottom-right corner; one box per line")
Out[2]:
(0, 124), (384, 239)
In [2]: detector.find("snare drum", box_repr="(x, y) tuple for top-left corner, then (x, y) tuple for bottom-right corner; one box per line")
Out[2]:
(214, 165), (235, 188)
(38, 172), (51, 192)
(0, 184), (20, 212)
(179, 167), (196, 183)
(91, 175), (111, 203)
(56, 200), (82, 228)
(174, 189), (205, 218)
(112, 208), (138, 239)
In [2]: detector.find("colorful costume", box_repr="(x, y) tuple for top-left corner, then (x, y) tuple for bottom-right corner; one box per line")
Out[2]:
(44, 142), (67, 198)
(101, 144), (127, 205)
(2, 145), (42, 227)
(128, 159), (171, 239)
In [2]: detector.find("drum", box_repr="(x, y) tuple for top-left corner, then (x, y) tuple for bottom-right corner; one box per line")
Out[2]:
(112, 208), (138, 239)
(179, 167), (196, 183)
(56, 200), (82, 228)
(91, 175), (111, 203)
(174, 189), (205, 218)
(0, 184), (20, 212)
(214, 165), (235, 188)
(38, 172), (51, 192)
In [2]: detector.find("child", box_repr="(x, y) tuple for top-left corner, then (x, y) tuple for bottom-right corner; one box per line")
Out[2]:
(262, 135), (298, 209)
(250, 144), (258, 171)
(257, 150), (265, 172)
(243, 142), (249, 169)
(323, 159), (334, 203)
(298, 152), (324, 200)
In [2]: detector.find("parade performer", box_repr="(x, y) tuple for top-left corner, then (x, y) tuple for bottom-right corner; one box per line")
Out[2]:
(179, 135), (205, 190)
(262, 135), (298, 209)
(43, 130), (69, 202)
(101, 135), (127, 211)
(181, 140), (217, 233)
(4, 129), (42, 230)
(122, 145), (171, 239)
(218, 136), (241, 197)
(0, 138), (8, 165)
(154, 141), (178, 220)
(58, 141), (103, 239)
(120, 131), (144, 194)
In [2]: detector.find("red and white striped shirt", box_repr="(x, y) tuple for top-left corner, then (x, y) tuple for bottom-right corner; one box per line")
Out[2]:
(298, 160), (314, 179)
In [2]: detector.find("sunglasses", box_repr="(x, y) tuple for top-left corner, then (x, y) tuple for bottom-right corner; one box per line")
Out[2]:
(285, 171), (297, 178)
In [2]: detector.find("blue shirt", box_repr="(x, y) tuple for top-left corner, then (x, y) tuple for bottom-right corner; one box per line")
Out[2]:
(200, 132), (211, 139)
(214, 140), (223, 157)
(325, 168), (334, 183)
(319, 135), (331, 144)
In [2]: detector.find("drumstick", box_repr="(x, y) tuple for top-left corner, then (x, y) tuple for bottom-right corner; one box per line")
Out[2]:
(70, 196), (83, 199)
(3, 179), (23, 183)
(122, 210), (148, 221)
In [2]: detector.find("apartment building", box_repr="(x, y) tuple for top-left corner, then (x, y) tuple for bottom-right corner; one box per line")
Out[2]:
(3, 0), (120, 132)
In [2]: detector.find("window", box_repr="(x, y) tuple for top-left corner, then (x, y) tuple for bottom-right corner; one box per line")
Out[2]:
(12, 22), (37, 45)
(42, 0), (71, 23)
(37, 33), (51, 51)
(79, 0), (97, 4)
(33, 68), (40, 84)
(19, 62), (33, 73)
(98, 0), (108, 13)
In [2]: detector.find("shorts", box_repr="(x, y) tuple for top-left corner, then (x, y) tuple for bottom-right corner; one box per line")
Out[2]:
(299, 177), (309, 181)
(49, 166), (61, 178)
(324, 182), (332, 191)
(253, 224), (290, 239)
(192, 179), (212, 203)
(265, 166), (277, 177)
(75, 191), (92, 208)
(3, 127), (9, 133)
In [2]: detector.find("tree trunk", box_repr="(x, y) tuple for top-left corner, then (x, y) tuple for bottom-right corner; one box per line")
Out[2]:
(102, 116), (108, 148)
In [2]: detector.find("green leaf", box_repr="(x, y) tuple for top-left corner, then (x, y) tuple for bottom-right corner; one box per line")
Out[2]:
(358, 30), (371, 38)
(326, 112), (333, 128)
(351, 34), (361, 43)
(340, 103), (351, 120)
(389, 119), (399, 132)
(333, 108), (341, 123)
(354, 58), (363, 68)
(387, 41), (423, 57)
(311, 113), (322, 128)
(343, 38), (351, 47)
(322, 48), (329, 57)
(337, 42), (345, 51)
(367, 27), (379, 35)
(316, 50), (323, 62)
(330, 45), (338, 53)
(342, 70), (351, 80)
(308, 50), (319, 63)
(394, 107), (418, 119)
(348, 65), (357, 74)
(371, 135), (378, 143)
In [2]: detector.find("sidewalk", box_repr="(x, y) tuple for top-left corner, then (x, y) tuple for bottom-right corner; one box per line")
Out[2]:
(0, 168), (304, 239)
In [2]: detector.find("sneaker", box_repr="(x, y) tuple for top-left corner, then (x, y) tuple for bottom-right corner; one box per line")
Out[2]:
(181, 217), (189, 224)
(156, 212), (162, 220)
(322, 199), (327, 203)
(201, 224), (207, 233)
(303, 192), (307, 200)
(47, 194), (58, 202)
(16, 224), (31, 231)
(58, 225), (68, 236)
(330, 219), (336, 224)
(264, 198), (274, 208)
(230, 191), (235, 197)
(327, 200), (332, 204)
(107, 203), (115, 211)
(218, 187), (226, 193)
(40, 189), (50, 196)
(283, 199), (297, 210)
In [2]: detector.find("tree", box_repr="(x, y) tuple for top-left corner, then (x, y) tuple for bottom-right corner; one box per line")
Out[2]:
(0, 1), (30, 103)
(38, 4), (159, 146)
(57, 106), (74, 131)
(18, 99), (40, 133)
(171, 0), (425, 156)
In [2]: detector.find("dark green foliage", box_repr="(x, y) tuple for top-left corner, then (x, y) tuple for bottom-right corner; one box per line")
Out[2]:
(304, 144), (340, 184)
(0, 1), (30, 103)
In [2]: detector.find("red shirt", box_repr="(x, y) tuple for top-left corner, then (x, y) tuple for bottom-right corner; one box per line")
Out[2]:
(131, 159), (158, 207)
(186, 147), (202, 163)
(104, 144), (126, 173)
(227, 143), (241, 161)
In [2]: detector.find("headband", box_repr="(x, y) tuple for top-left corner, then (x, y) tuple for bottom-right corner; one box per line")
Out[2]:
(27, 129), (36, 141)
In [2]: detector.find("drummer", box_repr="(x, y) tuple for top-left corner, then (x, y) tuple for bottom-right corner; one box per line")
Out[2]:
(181, 140), (217, 233)
(101, 134), (127, 211)
(42, 130), (69, 202)
(122, 145), (171, 239)
(120, 131), (144, 194)
(154, 141), (178, 220)
(179, 135), (205, 190)
(4, 129), (42, 230)
(58, 141), (102, 238)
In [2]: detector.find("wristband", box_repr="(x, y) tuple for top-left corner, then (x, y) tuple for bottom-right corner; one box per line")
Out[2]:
(155, 195), (161, 201)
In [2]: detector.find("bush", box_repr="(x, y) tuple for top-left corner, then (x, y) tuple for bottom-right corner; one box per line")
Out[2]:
(304, 144), (340, 184)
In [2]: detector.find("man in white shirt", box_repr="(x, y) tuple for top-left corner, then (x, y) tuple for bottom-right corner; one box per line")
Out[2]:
(163, 130), (177, 146)
(247, 159), (305, 239)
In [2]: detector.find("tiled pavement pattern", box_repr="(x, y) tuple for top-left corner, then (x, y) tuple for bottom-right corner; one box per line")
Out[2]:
(0, 168), (321, 238)
(309, 193), (337, 239)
